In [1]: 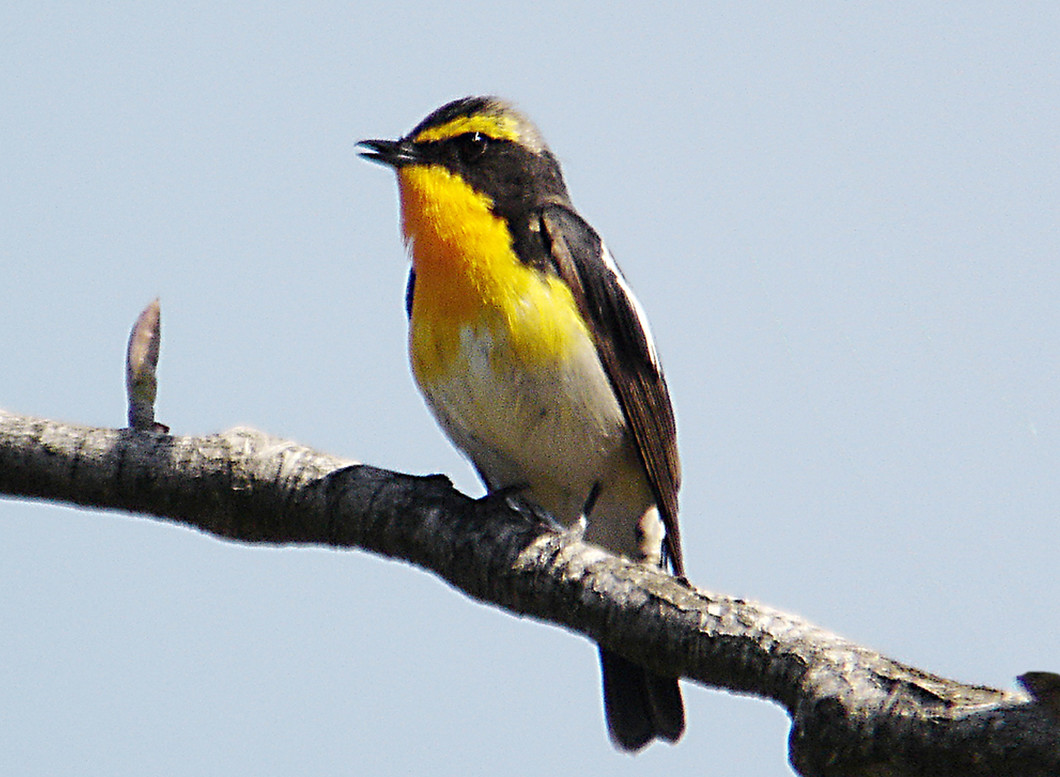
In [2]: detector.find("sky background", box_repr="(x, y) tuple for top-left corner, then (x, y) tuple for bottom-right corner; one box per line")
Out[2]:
(2, 4), (1058, 776)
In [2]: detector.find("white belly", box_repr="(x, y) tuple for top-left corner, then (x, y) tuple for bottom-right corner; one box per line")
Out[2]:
(417, 321), (633, 522)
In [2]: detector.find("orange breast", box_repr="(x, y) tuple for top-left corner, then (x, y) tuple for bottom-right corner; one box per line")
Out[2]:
(397, 164), (588, 386)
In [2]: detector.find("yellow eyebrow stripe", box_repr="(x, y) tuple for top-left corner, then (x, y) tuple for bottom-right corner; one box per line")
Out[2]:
(413, 113), (521, 144)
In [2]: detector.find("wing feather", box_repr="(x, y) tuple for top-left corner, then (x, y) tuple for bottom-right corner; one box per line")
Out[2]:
(538, 205), (684, 576)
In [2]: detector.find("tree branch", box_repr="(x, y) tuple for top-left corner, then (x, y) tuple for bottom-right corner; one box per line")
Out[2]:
(1, 410), (1056, 776)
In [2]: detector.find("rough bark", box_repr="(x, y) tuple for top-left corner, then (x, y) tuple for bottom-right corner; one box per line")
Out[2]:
(1, 410), (1057, 776)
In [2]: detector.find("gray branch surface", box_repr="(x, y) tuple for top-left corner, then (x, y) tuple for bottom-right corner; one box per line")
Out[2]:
(1, 410), (1057, 776)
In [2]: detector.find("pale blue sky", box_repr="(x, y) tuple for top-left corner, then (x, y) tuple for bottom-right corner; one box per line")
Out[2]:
(2, 4), (1058, 775)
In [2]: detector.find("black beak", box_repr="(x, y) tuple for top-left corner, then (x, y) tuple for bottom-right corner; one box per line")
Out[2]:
(357, 138), (420, 168)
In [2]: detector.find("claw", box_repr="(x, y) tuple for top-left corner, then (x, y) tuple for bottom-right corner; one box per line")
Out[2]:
(479, 484), (558, 529)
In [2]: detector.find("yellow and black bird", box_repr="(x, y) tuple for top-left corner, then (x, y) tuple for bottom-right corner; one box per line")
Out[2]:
(359, 96), (685, 751)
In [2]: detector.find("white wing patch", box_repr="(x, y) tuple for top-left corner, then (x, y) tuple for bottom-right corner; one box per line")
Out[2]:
(598, 242), (661, 370)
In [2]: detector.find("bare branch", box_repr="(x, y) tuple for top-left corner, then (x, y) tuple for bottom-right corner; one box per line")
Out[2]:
(1, 410), (1057, 776)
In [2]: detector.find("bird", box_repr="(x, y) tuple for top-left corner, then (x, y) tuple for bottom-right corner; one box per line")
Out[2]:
(359, 96), (685, 752)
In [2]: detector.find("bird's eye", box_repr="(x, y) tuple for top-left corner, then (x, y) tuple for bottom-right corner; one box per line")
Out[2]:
(455, 131), (489, 163)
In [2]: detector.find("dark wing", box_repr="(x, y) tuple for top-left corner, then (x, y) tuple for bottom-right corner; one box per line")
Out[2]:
(538, 204), (684, 577)
(405, 268), (416, 319)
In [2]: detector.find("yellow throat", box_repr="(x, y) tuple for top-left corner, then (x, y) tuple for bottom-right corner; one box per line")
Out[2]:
(397, 163), (590, 384)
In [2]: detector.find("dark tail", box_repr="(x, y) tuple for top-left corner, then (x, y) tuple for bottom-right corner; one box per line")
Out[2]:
(598, 646), (685, 752)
